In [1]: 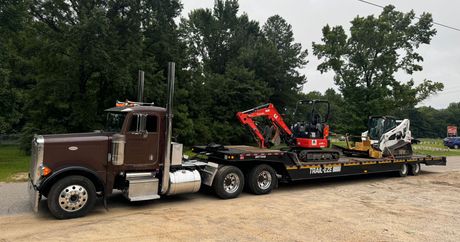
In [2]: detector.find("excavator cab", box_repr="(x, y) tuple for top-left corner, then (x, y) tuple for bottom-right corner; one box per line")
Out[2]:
(292, 100), (330, 140)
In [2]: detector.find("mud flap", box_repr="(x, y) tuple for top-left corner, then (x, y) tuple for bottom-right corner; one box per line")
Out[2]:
(200, 162), (219, 186)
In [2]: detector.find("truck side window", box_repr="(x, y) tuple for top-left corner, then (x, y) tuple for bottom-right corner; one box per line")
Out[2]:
(129, 114), (146, 133)
(146, 115), (158, 132)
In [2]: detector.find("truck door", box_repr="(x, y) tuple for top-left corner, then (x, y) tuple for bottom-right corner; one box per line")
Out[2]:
(124, 113), (160, 168)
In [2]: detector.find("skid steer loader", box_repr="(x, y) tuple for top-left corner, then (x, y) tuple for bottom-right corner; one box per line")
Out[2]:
(337, 116), (413, 159)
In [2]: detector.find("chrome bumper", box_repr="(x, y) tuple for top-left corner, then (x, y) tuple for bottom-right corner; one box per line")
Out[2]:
(28, 177), (40, 213)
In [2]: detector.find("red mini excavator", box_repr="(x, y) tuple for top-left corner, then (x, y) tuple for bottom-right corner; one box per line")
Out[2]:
(236, 100), (339, 162)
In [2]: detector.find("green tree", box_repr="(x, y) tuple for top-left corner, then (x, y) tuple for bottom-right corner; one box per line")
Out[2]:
(18, 0), (184, 151)
(262, 15), (308, 109)
(179, 0), (272, 145)
(409, 102), (460, 138)
(312, 5), (443, 133)
(0, 0), (32, 134)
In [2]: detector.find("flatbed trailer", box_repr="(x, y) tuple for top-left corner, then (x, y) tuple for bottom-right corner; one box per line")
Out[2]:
(191, 145), (446, 198)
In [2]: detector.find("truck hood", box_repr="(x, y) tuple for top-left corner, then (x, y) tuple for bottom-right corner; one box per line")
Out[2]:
(40, 132), (113, 175)
(43, 132), (112, 144)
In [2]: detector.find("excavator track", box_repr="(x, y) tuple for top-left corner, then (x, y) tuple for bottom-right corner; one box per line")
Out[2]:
(383, 142), (413, 159)
(297, 149), (340, 162)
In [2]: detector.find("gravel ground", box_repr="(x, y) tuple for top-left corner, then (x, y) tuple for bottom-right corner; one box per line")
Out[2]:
(0, 157), (459, 241)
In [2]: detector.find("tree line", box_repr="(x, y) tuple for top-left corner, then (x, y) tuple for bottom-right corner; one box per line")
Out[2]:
(0, 0), (454, 152)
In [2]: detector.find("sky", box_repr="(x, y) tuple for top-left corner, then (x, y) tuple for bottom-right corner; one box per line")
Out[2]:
(180, 0), (460, 109)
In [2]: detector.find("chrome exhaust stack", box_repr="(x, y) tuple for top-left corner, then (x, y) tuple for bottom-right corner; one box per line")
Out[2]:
(161, 62), (175, 195)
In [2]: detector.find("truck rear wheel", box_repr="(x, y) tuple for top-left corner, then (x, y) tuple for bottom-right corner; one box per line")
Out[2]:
(47, 175), (97, 219)
(409, 163), (421, 176)
(398, 164), (409, 177)
(247, 164), (277, 195)
(213, 165), (244, 199)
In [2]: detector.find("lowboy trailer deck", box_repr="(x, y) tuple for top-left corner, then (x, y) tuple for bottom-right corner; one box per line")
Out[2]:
(192, 145), (446, 187)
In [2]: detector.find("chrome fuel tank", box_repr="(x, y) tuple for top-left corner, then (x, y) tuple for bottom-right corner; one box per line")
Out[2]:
(166, 169), (201, 195)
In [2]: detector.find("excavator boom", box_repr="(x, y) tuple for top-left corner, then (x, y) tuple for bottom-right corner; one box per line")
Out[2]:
(236, 103), (292, 148)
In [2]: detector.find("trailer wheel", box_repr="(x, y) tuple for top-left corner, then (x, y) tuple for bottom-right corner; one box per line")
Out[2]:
(247, 164), (277, 195)
(398, 164), (409, 177)
(213, 166), (244, 199)
(409, 163), (421, 176)
(47, 175), (97, 219)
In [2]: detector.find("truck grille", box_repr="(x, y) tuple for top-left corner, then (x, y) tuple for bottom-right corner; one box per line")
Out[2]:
(29, 135), (44, 185)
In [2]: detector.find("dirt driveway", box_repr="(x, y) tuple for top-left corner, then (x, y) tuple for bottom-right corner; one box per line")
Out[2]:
(1, 158), (460, 241)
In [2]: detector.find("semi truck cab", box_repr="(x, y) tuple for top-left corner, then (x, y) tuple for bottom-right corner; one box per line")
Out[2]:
(28, 63), (207, 219)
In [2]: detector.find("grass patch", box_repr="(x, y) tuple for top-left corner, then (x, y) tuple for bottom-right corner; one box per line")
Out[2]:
(412, 138), (460, 157)
(0, 145), (30, 182)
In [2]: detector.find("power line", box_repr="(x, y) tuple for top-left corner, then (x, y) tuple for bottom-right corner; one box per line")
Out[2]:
(356, 0), (460, 32)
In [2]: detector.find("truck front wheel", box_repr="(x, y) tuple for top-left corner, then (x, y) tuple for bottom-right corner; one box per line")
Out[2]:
(247, 164), (277, 195)
(213, 166), (244, 199)
(47, 175), (97, 219)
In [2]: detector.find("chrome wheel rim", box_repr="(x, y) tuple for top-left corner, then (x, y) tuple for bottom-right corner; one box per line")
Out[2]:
(257, 170), (272, 190)
(223, 172), (240, 193)
(401, 164), (408, 174)
(58, 185), (88, 212)
(414, 164), (420, 173)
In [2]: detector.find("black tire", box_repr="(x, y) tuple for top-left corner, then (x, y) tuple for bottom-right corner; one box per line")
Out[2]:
(247, 164), (277, 195)
(213, 165), (244, 199)
(409, 163), (421, 176)
(47, 175), (97, 219)
(398, 163), (409, 177)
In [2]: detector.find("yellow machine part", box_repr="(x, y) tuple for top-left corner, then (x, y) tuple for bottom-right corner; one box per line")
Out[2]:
(346, 138), (383, 159)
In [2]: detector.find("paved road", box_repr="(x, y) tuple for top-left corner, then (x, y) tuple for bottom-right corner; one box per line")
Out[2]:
(0, 182), (30, 216)
(0, 156), (459, 216)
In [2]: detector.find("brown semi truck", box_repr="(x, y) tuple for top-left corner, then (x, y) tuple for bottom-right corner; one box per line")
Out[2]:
(28, 63), (447, 219)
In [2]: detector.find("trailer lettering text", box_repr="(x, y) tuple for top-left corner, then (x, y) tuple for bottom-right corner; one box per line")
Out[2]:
(309, 166), (341, 174)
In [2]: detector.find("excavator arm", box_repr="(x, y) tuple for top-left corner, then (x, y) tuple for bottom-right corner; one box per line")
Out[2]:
(236, 103), (292, 148)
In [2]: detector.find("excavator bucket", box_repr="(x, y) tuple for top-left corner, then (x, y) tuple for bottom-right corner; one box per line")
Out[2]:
(333, 134), (383, 159)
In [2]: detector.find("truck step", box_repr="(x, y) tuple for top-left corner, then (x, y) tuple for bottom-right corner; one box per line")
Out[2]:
(123, 172), (161, 201)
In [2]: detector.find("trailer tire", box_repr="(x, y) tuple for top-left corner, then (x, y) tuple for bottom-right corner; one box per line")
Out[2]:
(247, 164), (277, 195)
(47, 175), (97, 219)
(409, 163), (421, 176)
(213, 166), (244, 199)
(398, 164), (409, 177)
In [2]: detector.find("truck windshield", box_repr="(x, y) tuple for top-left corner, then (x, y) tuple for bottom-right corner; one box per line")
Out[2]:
(105, 112), (127, 132)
